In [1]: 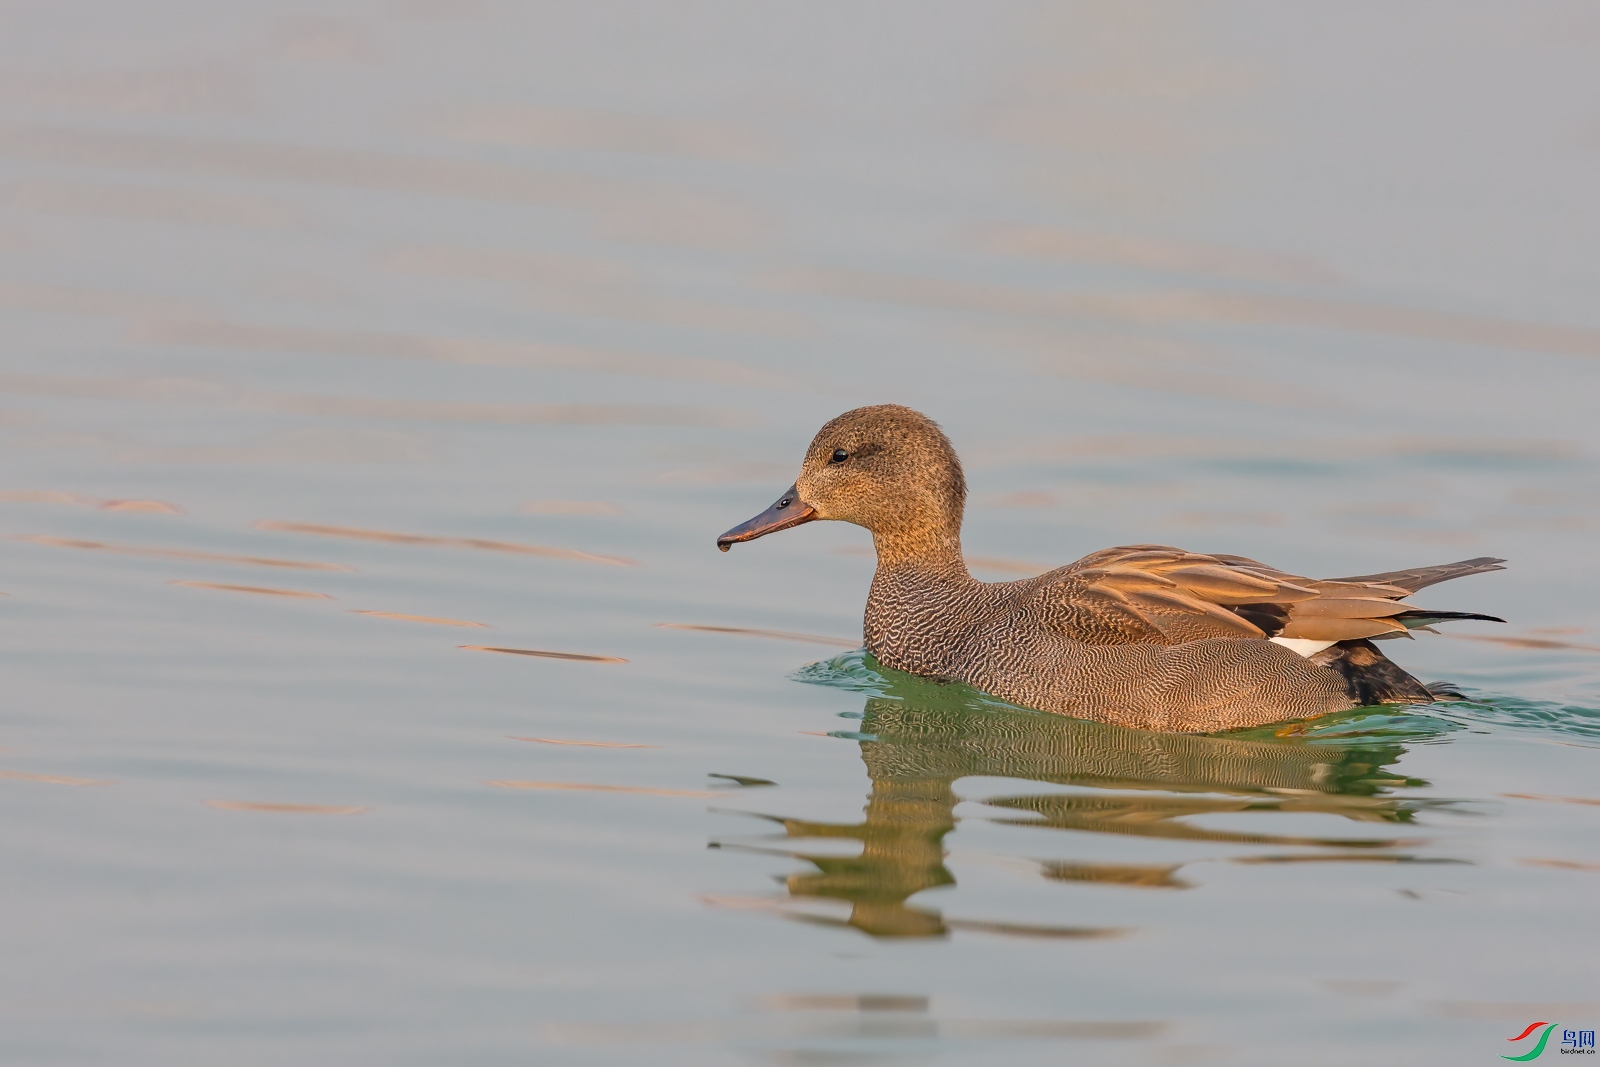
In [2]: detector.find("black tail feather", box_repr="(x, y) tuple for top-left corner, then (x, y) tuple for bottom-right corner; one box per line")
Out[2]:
(1393, 609), (1506, 627)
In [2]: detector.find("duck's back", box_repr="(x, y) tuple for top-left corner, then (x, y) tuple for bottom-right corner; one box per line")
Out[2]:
(865, 545), (1502, 732)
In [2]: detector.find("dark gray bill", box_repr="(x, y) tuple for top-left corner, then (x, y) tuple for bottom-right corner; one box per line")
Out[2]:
(716, 484), (816, 551)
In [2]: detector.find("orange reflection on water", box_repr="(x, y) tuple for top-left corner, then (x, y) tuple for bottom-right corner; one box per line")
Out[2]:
(510, 737), (660, 748)
(204, 800), (366, 814)
(256, 521), (637, 567)
(461, 645), (627, 663)
(1520, 858), (1600, 873)
(487, 781), (719, 797)
(1502, 792), (1600, 807)
(171, 580), (333, 599)
(18, 535), (352, 571)
(349, 610), (487, 628)
(0, 769), (113, 786)
(1442, 633), (1600, 654)
(1, 490), (179, 513)
(654, 623), (858, 648)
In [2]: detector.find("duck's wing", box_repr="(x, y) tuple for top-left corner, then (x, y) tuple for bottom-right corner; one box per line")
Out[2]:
(1041, 545), (1302, 644)
(1040, 544), (1503, 646)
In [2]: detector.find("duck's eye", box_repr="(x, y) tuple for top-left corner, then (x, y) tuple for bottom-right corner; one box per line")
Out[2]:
(830, 449), (849, 464)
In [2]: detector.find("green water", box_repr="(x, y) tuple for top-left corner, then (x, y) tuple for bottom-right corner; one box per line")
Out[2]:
(1, 2), (1598, 1064)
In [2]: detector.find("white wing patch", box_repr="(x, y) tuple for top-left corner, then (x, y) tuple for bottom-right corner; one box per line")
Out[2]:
(1270, 636), (1337, 658)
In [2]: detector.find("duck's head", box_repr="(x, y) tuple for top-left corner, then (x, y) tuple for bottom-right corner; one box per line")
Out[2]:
(717, 404), (966, 561)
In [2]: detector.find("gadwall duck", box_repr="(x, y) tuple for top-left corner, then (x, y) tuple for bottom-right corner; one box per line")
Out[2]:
(717, 405), (1504, 733)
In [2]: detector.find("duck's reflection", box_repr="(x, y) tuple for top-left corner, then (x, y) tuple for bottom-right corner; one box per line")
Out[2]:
(723, 665), (1437, 938)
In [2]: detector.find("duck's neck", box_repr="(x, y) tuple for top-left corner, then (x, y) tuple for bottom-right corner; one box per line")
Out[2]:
(864, 521), (979, 675)
(870, 522), (969, 577)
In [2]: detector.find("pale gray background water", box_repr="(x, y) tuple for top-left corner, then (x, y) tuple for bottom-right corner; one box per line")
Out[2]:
(1, 3), (1597, 1064)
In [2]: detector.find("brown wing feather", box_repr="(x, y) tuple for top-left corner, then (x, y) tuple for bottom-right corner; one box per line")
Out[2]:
(1046, 546), (1285, 645)
(1278, 617), (1408, 641)
(1288, 597), (1411, 619)
(1046, 545), (1500, 647)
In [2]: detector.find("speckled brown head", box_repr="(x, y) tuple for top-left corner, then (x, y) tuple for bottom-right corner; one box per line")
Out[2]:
(717, 405), (967, 565)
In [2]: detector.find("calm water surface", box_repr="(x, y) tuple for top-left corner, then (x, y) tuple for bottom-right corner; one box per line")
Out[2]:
(2, 3), (1598, 1064)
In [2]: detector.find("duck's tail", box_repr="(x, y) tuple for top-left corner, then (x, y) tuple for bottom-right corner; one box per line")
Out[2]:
(1224, 556), (1508, 652)
(1329, 556), (1506, 593)
(1291, 557), (1507, 705)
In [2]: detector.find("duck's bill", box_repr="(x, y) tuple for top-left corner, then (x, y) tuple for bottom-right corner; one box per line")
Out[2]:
(717, 484), (816, 551)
